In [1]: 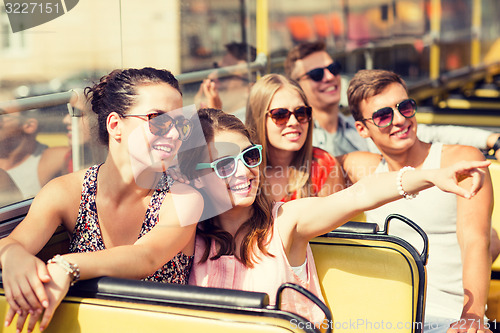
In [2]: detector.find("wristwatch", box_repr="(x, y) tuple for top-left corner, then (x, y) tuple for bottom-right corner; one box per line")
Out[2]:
(489, 137), (500, 156)
(493, 137), (500, 152)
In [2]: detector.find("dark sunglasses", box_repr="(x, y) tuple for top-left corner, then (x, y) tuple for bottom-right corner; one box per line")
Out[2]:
(362, 98), (417, 128)
(298, 61), (342, 82)
(196, 145), (263, 179)
(122, 112), (193, 141)
(267, 106), (312, 126)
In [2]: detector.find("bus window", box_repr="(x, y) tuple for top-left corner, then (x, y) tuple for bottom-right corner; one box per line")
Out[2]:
(0, 1), (124, 207)
(179, 0), (257, 117)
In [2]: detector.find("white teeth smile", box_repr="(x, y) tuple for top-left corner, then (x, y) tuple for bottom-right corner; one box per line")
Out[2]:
(324, 86), (337, 92)
(231, 181), (251, 191)
(393, 127), (409, 137)
(153, 145), (172, 153)
(284, 132), (300, 138)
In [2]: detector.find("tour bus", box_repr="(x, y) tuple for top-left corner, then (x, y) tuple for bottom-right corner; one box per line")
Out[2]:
(1, 0), (500, 332)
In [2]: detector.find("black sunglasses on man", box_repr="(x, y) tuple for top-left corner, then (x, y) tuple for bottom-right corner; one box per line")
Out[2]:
(297, 61), (342, 82)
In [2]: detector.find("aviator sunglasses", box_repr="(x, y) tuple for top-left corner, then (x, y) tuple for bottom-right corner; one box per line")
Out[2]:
(298, 61), (342, 82)
(122, 112), (193, 141)
(196, 145), (263, 179)
(362, 98), (417, 128)
(267, 106), (312, 126)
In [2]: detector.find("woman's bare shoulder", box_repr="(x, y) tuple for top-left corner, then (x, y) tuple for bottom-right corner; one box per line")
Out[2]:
(32, 169), (87, 214)
(45, 169), (87, 192)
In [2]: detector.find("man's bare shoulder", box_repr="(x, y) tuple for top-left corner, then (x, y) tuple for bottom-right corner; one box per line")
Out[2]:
(39, 145), (71, 184)
(41, 145), (70, 162)
(441, 144), (486, 167)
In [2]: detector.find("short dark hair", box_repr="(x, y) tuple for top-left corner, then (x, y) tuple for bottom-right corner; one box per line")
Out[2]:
(347, 69), (408, 121)
(284, 40), (326, 79)
(224, 42), (257, 63)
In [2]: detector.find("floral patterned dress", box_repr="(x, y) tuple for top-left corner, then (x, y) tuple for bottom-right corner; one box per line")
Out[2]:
(69, 164), (193, 284)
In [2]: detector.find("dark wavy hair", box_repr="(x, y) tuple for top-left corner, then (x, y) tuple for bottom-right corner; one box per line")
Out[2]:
(178, 108), (274, 268)
(84, 67), (181, 145)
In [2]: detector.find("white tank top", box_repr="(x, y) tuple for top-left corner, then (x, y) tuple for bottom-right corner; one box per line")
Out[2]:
(6, 142), (47, 199)
(365, 142), (463, 321)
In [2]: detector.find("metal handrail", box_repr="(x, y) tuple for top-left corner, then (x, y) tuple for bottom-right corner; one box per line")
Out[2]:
(0, 90), (77, 113)
(175, 52), (268, 85)
(0, 53), (269, 112)
(0, 55), (268, 172)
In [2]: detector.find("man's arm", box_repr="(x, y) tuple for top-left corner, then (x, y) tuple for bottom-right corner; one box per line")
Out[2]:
(417, 123), (499, 151)
(442, 145), (493, 333)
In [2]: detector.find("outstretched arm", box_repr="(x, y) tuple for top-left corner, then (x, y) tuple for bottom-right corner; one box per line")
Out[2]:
(280, 159), (490, 249)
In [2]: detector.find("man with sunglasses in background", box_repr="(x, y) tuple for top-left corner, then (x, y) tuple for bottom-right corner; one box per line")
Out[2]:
(284, 40), (500, 158)
(340, 69), (492, 333)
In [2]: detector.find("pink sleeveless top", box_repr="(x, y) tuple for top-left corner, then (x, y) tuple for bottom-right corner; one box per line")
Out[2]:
(189, 202), (325, 324)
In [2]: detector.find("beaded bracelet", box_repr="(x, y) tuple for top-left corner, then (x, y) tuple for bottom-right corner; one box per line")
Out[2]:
(397, 166), (418, 200)
(47, 255), (80, 286)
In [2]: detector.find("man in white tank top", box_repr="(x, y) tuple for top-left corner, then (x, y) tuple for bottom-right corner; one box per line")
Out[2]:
(0, 109), (70, 200)
(339, 69), (493, 333)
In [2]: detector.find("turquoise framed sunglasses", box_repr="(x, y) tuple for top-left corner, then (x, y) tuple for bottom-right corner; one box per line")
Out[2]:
(196, 145), (263, 179)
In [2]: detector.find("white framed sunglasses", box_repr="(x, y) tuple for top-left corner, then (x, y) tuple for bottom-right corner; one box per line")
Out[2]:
(195, 145), (263, 179)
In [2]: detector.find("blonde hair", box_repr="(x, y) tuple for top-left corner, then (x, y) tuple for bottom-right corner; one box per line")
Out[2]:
(245, 74), (314, 200)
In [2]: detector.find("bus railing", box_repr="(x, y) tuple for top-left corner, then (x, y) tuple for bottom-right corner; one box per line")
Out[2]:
(409, 62), (500, 104)
(175, 53), (268, 85)
(0, 53), (268, 172)
(0, 54), (498, 178)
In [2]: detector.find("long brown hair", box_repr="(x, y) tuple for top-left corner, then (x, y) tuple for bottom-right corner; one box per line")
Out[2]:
(245, 74), (314, 200)
(178, 108), (274, 268)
